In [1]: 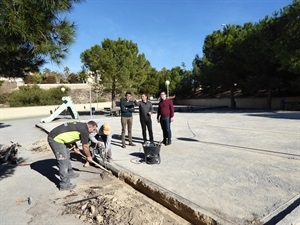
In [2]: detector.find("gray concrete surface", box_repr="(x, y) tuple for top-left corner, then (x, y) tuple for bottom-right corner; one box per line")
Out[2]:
(1, 109), (300, 225)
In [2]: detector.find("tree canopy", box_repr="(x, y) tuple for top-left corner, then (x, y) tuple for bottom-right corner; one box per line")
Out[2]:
(80, 38), (153, 105)
(0, 0), (83, 77)
(193, 0), (300, 108)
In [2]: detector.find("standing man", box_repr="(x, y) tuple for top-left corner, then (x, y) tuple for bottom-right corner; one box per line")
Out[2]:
(157, 91), (174, 145)
(48, 121), (98, 190)
(120, 91), (136, 148)
(135, 93), (154, 144)
(89, 122), (113, 162)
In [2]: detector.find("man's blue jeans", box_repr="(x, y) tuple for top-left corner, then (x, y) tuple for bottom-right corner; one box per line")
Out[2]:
(48, 136), (75, 188)
(160, 117), (171, 144)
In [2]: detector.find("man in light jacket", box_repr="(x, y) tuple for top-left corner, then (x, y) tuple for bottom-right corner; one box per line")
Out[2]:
(89, 121), (113, 162)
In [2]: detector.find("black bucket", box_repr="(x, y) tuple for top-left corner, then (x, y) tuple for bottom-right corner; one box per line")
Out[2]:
(142, 142), (161, 164)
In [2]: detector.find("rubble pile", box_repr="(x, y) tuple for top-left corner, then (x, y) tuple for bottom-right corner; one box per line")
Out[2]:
(0, 142), (21, 164)
(63, 186), (179, 225)
(31, 140), (51, 152)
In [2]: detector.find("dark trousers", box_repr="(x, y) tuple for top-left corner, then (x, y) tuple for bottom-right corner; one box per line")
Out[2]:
(140, 118), (153, 142)
(48, 136), (75, 188)
(160, 117), (171, 144)
(121, 117), (133, 144)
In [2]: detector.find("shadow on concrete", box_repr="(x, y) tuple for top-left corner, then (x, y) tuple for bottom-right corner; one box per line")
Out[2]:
(177, 137), (199, 142)
(173, 107), (300, 120)
(0, 164), (16, 180)
(111, 140), (123, 147)
(132, 136), (144, 144)
(0, 122), (11, 129)
(111, 135), (144, 146)
(30, 159), (60, 187)
(0, 157), (26, 181)
(77, 110), (109, 116)
(130, 152), (145, 159)
(112, 134), (121, 140)
(176, 106), (218, 113)
(70, 152), (86, 164)
(246, 112), (300, 120)
(129, 152), (145, 164)
(198, 140), (300, 158)
(59, 110), (115, 117)
(264, 197), (300, 225)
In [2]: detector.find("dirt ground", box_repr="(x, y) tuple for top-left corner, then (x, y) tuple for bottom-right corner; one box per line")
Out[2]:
(1, 140), (190, 225)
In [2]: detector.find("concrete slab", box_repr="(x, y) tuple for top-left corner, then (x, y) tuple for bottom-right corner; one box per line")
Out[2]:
(2, 109), (300, 224)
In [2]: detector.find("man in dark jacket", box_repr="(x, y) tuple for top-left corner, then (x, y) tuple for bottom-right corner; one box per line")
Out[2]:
(135, 93), (154, 144)
(48, 121), (97, 190)
(120, 91), (136, 148)
(157, 91), (174, 145)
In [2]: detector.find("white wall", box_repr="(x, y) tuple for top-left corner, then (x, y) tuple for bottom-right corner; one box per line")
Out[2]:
(0, 102), (111, 120)
(175, 97), (300, 110)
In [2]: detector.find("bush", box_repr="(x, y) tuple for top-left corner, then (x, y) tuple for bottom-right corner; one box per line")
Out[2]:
(0, 93), (9, 104)
(42, 75), (57, 84)
(69, 75), (80, 83)
(8, 85), (70, 107)
(24, 75), (37, 84)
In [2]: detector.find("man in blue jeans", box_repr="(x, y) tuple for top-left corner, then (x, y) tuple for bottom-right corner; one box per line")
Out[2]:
(157, 91), (174, 145)
(48, 121), (97, 191)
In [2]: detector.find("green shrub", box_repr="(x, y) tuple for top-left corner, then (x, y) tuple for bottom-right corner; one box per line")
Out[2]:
(8, 85), (70, 107)
(0, 93), (9, 104)
(24, 75), (37, 84)
(69, 75), (80, 83)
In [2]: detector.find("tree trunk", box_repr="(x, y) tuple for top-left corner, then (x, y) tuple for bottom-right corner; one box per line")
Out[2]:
(111, 80), (116, 109)
(266, 86), (272, 110)
(111, 90), (116, 109)
(230, 87), (236, 109)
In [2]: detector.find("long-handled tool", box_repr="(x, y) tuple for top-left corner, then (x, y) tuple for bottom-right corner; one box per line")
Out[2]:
(69, 146), (109, 173)
(78, 151), (109, 173)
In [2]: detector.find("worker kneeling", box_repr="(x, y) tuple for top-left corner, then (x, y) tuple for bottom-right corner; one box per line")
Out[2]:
(89, 122), (113, 163)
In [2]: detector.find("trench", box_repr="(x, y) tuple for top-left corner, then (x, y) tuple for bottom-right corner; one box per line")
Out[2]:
(102, 162), (221, 225)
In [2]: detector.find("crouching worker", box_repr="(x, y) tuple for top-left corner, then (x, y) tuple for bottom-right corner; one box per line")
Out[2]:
(48, 121), (98, 191)
(89, 122), (113, 163)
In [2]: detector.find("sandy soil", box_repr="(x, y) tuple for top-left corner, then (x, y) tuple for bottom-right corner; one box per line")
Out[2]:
(0, 140), (190, 225)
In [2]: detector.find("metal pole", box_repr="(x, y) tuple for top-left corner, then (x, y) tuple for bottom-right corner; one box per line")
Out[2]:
(89, 85), (92, 118)
(167, 84), (169, 98)
(97, 92), (99, 110)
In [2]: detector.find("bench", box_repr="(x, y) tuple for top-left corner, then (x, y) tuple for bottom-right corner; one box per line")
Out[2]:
(284, 102), (300, 111)
(103, 107), (120, 116)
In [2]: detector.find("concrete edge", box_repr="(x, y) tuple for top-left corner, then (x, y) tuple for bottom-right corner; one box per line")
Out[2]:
(101, 161), (228, 225)
(260, 194), (300, 225)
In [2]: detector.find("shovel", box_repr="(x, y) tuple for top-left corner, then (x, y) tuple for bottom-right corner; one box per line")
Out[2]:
(70, 146), (109, 173)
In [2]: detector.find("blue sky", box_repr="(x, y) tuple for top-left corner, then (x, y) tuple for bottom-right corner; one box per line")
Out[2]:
(42, 0), (293, 74)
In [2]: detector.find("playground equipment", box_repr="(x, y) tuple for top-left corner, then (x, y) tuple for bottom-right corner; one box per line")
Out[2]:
(41, 96), (79, 123)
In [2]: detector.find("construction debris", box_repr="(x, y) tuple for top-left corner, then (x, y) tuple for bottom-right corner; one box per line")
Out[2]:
(31, 140), (50, 152)
(62, 184), (185, 225)
(0, 142), (21, 164)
